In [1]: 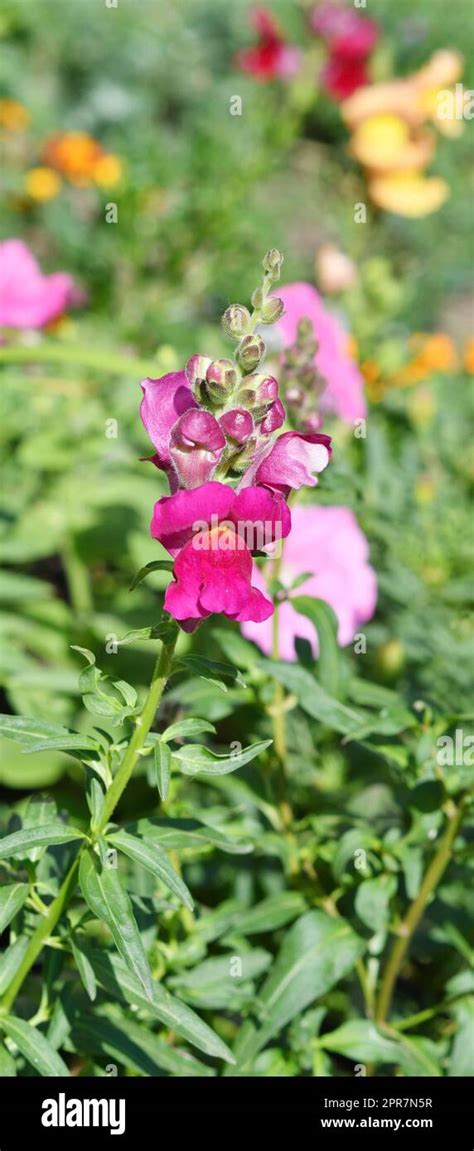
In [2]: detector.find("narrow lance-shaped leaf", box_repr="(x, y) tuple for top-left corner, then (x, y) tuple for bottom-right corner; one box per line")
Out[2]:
(0, 824), (85, 860)
(71, 938), (97, 1002)
(107, 828), (193, 910)
(153, 739), (171, 801)
(173, 739), (272, 776)
(0, 883), (29, 932)
(1, 1016), (69, 1077)
(79, 849), (155, 1002)
(291, 596), (341, 697)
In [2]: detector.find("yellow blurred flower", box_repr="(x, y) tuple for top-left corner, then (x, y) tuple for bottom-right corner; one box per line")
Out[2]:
(368, 171), (449, 218)
(407, 385), (437, 427)
(93, 153), (124, 188)
(24, 166), (62, 202)
(341, 50), (463, 217)
(0, 99), (30, 131)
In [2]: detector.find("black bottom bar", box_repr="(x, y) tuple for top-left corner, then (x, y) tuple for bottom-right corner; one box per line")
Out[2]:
(0, 1076), (471, 1146)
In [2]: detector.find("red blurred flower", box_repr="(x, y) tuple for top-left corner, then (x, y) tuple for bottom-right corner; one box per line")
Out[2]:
(312, 1), (379, 100)
(236, 8), (300, 81)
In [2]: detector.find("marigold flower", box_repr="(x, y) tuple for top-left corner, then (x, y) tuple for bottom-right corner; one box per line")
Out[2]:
(93, 153), (124, 188)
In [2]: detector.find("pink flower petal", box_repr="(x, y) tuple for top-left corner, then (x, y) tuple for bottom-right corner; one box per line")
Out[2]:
(140, 372), (197, 468)
(151, 482), (236, 555)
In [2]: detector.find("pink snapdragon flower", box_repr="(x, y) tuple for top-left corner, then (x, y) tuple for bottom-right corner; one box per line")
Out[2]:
(275, 282), (366, 423)
(151, 482), (291, 628)
(0, 239), (74, 329)
(312, 2), (379, 100)
(236, 8), (301, 80)
(242, 504), (377, 658)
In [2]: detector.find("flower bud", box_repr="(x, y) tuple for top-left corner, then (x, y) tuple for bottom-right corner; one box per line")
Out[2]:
(219, 407), (254, 444)
(251, 286), (264, 309)
(260, 296), (284, 324)
(221, 304), (251, 340)
(185, 354), (212, 388)
(170, 409), (225, 488)
(205, 358), (238, 403)
(236, 334), (265, 373)
(259, 397), (286, 434)
(237, 372), (279, 419)
(262, 248), (284, 279)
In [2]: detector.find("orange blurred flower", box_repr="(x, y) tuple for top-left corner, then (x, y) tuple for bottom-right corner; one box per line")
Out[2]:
(42, 131), (123, 188)
(0, 99), (30, 131)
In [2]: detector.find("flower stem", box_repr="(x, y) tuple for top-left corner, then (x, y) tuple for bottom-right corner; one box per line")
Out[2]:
(0, 627), (178, 1015)
(0, 342), (153, 376)
(271, 604), (287, 763)
(375, 798), (466, 1025)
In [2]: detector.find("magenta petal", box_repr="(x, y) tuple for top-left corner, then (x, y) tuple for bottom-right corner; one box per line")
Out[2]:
(140, 372), (197, 466)
(255, 431), (332, 495)
(151, 482), (236, 555)
(219, 408), (254, 444)
(164, 526), (274, 623)
(232, 485), (291, 547)
(0, 239), (74, 329)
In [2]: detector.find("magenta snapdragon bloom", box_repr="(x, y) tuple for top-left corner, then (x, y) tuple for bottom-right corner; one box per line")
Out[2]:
(0, 239), (74, 329)
(140, 253), (334, 631)
(151, 482), (291, 628)
(242, 504), (377, 658)
(235, 8), (301, 80)
(275, 282), (366, 423)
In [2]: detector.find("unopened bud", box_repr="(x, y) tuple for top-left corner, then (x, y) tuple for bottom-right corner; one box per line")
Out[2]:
(185, 354), (212, 388)
(221, 304), (251, 340)
(259, 397), (286, 434)
(205, 358), (238, 403)
(260, 296), (284, 324)
(262, 248), (284, 279)
(237, 372), (278, 418)
(236, 334), (265, 373)
(219, 407), (254, 444)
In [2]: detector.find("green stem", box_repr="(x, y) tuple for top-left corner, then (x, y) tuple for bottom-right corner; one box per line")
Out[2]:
(375, 799), (466, 1025)
(271, 603), (287, 763)
(0, 628), (178, 1015)
(0, 342), (153, 376)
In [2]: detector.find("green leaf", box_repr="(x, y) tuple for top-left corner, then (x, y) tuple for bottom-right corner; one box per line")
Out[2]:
(72, 1010), (214, 1077)
(173, 739), (272, 776)
(0, 823), (85, 860)
(449, 998), (474, 1076)
(82, 946), (235, 1063)
(262, 662), (363, 734)
(153, 740), (171, 801)
(0, 883), (29, 932)
(225, 892), (307, 937)
(133, 816), (252, 855)
(0, 1040), (16, 1076)
(107, 828), (193, 910)
(178, 655), (246, 692)
(230, 911), (364, 1070)
(169, 950), (271, 1010)
(292, 596), (341, 696)
(0, 937), (29, 995)
(161, 718), (216, 742)
(21, 794), (57, 862)
(355, 875), (397, 934)
(71, 938), (97, 1002)
(79, 849), (154, 1002)
(319, 1020), (403, 1065)
(129, 560), (174, 591)
(1, 1016), (69, 1076)
(0, 715), (97, 753)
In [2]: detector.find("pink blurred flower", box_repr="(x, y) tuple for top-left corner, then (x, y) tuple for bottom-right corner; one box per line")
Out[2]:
(276, 282), (366, 423)
(0, 239), (74, 329)
(312, 2), (379, 100)
(151, 481), (291, 628)
(236, 8), (301, 80)
(242, 504), (377, 658)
